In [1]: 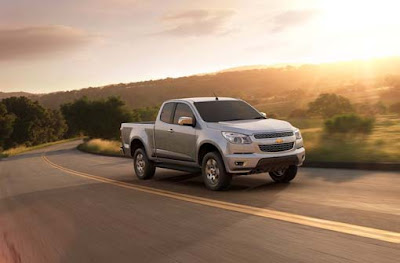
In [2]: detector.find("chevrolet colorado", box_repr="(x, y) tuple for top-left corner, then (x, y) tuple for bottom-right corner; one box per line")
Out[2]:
(121, 97), (305, 190)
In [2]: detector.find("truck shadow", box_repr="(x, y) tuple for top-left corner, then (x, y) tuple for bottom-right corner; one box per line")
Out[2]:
(156, 172), (200, 183)
(117, 171), (293, 193)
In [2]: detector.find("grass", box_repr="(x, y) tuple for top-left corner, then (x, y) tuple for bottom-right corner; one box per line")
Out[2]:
(299, 115), (400, 163)
(0, 137), (82, 158)
(78, 139), (122, 156)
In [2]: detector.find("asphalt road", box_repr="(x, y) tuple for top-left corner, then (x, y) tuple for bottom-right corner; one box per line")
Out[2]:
(1, 140), (399, 263)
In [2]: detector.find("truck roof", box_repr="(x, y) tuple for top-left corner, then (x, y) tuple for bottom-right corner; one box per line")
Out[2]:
(167, 97), (239, 103)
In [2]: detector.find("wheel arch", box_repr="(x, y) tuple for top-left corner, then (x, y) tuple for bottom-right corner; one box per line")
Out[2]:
(130, 137), (148, 157)
(197, 142), (225, 166)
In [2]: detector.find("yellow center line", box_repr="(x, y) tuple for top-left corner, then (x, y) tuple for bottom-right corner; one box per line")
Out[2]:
(41, 154), (400, 244)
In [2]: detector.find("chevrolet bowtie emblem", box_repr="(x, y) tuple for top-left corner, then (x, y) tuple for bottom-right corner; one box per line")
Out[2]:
(276, 138), (284, 143)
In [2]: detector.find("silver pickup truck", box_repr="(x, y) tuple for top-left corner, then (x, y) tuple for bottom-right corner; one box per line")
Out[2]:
(121, 97), (305, 190)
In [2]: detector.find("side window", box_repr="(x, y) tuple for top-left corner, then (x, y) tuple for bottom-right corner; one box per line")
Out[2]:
(173, 103), (194, 124)
(160, 103), (175, 123)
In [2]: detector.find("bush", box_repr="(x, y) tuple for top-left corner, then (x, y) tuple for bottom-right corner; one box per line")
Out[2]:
(308, 93), (354, 118)
(324, 114), (374, 134)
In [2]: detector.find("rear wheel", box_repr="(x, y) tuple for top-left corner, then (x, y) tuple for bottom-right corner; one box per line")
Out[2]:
(133, 148), (156, 180)
(201, 152), (232, 191)
(269, 165), (297, 183)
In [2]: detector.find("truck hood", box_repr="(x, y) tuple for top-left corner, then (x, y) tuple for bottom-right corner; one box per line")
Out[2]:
(206, 119), (294, 134)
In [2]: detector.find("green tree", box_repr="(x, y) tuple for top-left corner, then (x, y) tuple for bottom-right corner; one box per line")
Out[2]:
(0, 103), (16, 150)
(61, 96), (133, 139)
(1, 97), (67, 148)
(46, 109), (68, 141)
(308, 93), (354, 118)
(60, 97), (91, 137)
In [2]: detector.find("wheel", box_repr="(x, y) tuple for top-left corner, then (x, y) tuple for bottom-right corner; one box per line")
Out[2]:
(133, 148), (156, 180)
(201, 152), (232, 191)
(269, 165), (298, 183)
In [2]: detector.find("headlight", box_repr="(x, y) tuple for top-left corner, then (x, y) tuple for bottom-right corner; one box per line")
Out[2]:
(222, 132), (252, 144)
(294, 129), (302, 140)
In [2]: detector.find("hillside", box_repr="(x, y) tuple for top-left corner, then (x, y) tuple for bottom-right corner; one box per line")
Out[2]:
(0, 92), (34, 100)
(1, 57), (400, 115)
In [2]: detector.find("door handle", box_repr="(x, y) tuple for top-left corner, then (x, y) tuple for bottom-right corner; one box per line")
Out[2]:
(168, 129), (174, 133)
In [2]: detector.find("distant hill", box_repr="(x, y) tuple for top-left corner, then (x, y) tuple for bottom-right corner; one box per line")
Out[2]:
(1, 57), (400, 115)
(0, 91), (34, 100)
(216, 63), (302, 73)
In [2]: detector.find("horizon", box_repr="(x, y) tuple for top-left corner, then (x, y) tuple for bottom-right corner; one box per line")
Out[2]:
(1, 0), (400, 93)
(2, 55), (399, 95)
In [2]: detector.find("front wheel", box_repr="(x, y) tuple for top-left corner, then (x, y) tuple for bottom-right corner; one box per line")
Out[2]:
(269, 165), (298, 183)
(201, 152), (232, 191)
(133, 148), (156, 180)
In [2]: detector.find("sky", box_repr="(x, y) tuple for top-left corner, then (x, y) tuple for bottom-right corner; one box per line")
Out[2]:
(1, 0), (400, 93)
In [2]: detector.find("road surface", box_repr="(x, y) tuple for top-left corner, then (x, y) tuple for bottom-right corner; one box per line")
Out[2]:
(0, 140), (399, 262)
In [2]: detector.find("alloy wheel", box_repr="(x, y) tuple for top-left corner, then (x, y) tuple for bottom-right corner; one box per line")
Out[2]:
(136, 153), (146, 175)
(205, 158), (220, 185)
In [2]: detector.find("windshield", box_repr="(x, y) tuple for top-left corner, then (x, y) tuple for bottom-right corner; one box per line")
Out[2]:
(194, 100), (263, 122)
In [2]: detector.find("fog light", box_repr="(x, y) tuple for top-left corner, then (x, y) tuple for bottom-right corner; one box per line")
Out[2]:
(235, 161), (244, 166)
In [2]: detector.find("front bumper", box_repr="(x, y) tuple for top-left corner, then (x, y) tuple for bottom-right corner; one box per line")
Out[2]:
(223, 147), (305, 174)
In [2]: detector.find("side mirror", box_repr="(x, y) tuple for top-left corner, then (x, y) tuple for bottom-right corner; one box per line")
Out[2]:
(260, 112), (267, 118)
(178, 116), (194, 126)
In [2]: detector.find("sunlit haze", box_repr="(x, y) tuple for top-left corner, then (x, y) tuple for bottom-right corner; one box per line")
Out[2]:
(1, 0), (399, 93)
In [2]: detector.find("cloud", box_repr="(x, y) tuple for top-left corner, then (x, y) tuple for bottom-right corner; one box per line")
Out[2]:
(0, 25), (93, 60)
(272, 9), (319, 32)
(159, 9), (234, 36)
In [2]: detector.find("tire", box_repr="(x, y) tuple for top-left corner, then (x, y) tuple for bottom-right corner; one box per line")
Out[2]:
(201, 152), (232, 191)
(269, 165), (298, 183)
(133, 148), (156, 180)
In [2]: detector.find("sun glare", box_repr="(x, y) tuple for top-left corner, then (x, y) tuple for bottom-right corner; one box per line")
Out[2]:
(308, 0), (400, 62)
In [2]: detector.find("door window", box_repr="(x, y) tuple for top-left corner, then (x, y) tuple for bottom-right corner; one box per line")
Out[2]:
(160, 102), (175, 123)
(173, 103), (194, 124)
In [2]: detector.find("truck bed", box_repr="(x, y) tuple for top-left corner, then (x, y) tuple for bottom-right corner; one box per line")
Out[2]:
(120, 122), (155, 151)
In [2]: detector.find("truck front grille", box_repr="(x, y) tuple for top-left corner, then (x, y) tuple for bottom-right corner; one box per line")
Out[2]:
(259, 142), (294, 152)
(254, 131), (294, 139)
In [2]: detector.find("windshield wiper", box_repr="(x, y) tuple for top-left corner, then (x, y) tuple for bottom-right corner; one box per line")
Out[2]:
(253, 116), (266, 119)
